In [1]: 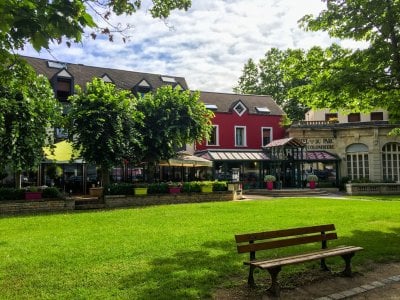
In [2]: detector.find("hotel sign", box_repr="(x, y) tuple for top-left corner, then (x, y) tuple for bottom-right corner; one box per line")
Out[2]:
(299, 138), (335, 150)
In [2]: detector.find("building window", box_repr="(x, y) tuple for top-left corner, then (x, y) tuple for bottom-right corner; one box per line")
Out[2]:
(382, 143), (400, 182)
(371, 112), (384, 121)
(56, 78), (72, 102)
(346, 143), (369, 180)
(235, 126), (246, 147)
(325, 113), (338, 122)
(207, 125), (219, 146)
(233, 101), (247, 116)
(348, 113), (360, 122)
(261, 127), (272, 147)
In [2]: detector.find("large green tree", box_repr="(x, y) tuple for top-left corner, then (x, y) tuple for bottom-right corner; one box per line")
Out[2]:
(0, 56), (62, 187)
(136, 86), (214, 182)
(288, 0), (400, 130)
(234, 48), (309, 122)
(67, 78), (143, 186)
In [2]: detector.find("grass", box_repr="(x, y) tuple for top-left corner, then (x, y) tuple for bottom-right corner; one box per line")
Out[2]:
(1, 196), (400, 299)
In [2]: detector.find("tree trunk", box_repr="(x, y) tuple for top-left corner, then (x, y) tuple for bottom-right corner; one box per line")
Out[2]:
(15, 170), (22, 189)
(100, 167), (110, 186)
(146, 161), (157, 183)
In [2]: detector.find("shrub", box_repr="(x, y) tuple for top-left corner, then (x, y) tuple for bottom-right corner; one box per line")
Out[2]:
(104, 183), (135, 195)
(0, 188), (25, 201)
(212, 181), (227, 191)
(42, 187), (62, 199)
(182, 182), (201, 193)
(148, 183), (168, 194)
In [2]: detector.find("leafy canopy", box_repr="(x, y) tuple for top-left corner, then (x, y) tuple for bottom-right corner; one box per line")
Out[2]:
(287, 0), (400, 129)
(0, 56), (62, 174)
(137, 85), (214, 163)
(234, 48), (309, 122)
(0, 0), (191, 51)
(67, 78), (143, 179)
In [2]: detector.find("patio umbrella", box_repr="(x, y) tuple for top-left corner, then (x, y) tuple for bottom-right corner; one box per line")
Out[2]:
(159, 151), (212, 167)
(43, 140), (82, 163)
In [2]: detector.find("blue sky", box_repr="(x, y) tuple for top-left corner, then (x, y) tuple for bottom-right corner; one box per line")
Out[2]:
(17, 0), (359, 93)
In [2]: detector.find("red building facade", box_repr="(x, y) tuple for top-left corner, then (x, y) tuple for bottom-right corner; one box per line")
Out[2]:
(195, 92), (286, 188)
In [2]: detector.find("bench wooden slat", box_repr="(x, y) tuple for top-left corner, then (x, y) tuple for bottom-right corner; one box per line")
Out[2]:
(245, 246), (363, 269)
(237, 232), (337, 253)
(235, 224), (335, 243)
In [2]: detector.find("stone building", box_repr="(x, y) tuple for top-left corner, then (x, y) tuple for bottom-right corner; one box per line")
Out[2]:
(287, 109), (400, 183)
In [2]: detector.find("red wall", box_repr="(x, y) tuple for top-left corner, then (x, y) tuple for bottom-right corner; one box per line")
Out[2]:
(196, 111), (286, 150)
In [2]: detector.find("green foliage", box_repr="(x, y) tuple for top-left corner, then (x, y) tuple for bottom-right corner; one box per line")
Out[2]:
(0, 56), (62, 179)
(0, 0), (191, 51)
(181, 181), (201, 193)
(148, 183), (169, 194)
(104, 183), (135, 195)
(46, 164), (62, 180)
(67, 78), (143, 185)
(234, 48), (309, 121)
(212, 181), (227, 191)
(42, 187), (62, 199)
(0, 188), (25, 201)
(292, 1), (400, 131)
(136, 86), (214, 180)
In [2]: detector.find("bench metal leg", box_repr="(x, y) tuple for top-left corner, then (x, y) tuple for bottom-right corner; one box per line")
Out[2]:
(267, 266), (282, 297)
(248, 265), (256, 286)
(320, 258), (330, 271)
(341, 252), (355, 277)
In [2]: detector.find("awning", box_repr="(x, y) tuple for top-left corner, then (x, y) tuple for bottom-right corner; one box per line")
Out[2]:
(159, 151), (213, 167)
(43, 140), (82, 163)
(265, 137), (305, 148)
(197, 150), (270, 161)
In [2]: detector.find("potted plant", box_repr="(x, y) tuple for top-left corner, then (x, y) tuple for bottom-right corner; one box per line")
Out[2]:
(134, 183), (148, 196)
(307, 174), (318, 189)
(264, 175), (276, 190)
(25, 186), (43, 200)
(167, 182), (182, 194)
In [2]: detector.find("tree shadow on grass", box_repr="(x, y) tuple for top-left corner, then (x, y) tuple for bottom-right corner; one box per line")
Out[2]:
(120, 240), (242, 300)
(119, 228), (400, 299)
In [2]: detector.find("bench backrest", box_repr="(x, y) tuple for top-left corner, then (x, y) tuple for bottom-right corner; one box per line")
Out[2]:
(235, 224), (337, 260)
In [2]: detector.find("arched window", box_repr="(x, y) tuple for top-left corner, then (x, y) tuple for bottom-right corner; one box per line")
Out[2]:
(346, 144), (369, 180)
(382, 143), (400, 182)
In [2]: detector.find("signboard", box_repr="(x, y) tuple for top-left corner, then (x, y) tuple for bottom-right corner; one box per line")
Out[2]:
(299, 138), (335, 150)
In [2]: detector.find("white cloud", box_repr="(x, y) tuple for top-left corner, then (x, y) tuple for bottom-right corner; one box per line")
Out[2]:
(18, 0), (350, 92)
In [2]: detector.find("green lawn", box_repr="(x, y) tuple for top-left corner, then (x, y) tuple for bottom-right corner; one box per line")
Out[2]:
(1, 197), (400, 299)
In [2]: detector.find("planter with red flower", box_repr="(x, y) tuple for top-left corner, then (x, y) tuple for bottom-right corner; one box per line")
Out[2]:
(264, 175), (276, 190)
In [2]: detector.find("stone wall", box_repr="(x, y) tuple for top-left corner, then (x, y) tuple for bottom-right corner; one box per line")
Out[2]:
(346, 183), (400, 195)
(0, 199), (75, 215)
(104, 191), (235, 208)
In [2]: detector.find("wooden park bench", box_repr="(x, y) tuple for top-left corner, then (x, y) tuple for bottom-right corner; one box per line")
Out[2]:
(235, 224), (363, 296)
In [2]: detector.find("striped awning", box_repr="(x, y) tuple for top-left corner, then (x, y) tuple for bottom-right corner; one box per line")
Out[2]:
(197, 150), (270, 161)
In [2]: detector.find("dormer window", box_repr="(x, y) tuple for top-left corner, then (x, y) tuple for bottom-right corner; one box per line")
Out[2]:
(233, 101), (247, 116)
(52, 69), (73, 102)
(101, 74), (113, 83)
(133, 79), (152, 96)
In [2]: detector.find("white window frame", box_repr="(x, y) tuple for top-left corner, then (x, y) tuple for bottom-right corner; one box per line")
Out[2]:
(346, 143), (369, 180)
(261, 127), (273, 147)
(206, 125), (219, 146)
(235, 126), (247, 147)
(382, 143), (400, 182)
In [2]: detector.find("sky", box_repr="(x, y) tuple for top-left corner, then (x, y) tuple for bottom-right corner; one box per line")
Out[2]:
(18, 0), (353, 93)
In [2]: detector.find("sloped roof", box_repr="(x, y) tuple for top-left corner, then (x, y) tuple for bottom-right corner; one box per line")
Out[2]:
(199, 91), (284, 115)
(196, 150), (270, 161)
(265, 137), (305, 148)
(22, 56), (188, 91)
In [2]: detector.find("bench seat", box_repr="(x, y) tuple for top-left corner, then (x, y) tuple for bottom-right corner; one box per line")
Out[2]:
(245, 245), (363, 269)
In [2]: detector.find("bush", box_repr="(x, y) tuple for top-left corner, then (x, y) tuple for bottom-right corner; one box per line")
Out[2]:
(104, 183), (135, 195)
(148, 183), (168, 194)
(0, 188), (25, 201)
(42, 187), (62, 199)
(212, 181), (228, 191)
(182, 182), (201, 193)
